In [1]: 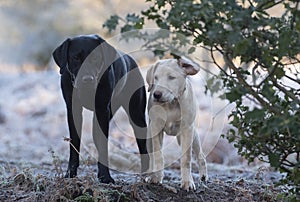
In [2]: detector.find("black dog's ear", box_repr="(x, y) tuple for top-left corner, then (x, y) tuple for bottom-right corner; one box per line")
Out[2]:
(92, 34), (105, 44)
(52, 38), (70, 74)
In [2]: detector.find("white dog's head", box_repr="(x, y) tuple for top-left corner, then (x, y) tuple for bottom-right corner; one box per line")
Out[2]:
(146, 57), (200, 103)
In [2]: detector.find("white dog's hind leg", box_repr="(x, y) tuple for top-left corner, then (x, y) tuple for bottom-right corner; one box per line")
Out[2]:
(192, 132), (208, 182)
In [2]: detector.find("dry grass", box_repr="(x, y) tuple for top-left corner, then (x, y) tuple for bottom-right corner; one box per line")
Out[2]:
(0, 155), (287, 202)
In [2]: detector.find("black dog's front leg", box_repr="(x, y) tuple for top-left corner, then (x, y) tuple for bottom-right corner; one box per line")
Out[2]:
(93, 112), (115, 184)
(65, 103), (83, 178)
(61, 75), (83, 178)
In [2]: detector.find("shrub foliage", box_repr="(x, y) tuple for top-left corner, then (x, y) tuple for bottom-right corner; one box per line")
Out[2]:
(104, 0), (300, 196)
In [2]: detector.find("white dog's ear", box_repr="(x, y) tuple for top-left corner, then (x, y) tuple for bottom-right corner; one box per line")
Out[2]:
(146, 62), (160, 92)
(178, 57), (200, 75)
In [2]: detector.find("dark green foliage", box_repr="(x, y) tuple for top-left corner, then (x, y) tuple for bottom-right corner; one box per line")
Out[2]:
(104, 0), (300, 196)
(103, 15), (120, 33)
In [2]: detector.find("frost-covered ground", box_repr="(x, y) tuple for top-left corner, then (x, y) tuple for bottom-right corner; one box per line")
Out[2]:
(0, 70), (66, 163)
(0, 65), (241, 172)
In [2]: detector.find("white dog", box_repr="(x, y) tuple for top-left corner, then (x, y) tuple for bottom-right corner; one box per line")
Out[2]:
(145, 57), (208, 190)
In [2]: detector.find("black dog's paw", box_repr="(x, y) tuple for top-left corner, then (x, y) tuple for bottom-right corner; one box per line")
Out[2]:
(98, 175), (115, 184)
(64, 169), (77, 178)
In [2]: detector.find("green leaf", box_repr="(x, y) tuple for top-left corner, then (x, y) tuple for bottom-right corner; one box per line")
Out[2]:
(153, 49), (165, 58)
(120, 24), (134, 33)
(221, 84), (248, 102)
(206, 76), (222, 95)
(103, 15), (119, 32)
(278, 29), (291, 57)
(222, 91), (241, 102)
(268, 153), (281, 168)
(273, 67), (285, 79)
(188, 47), (196, 54)
(156, 0), (166, 8)
(296, 20), (300, 32)
(234, 38), (254, 63)
(244, 108), (265, 121)
(126, 13), (142, 23)
(156, 19), (169, 29)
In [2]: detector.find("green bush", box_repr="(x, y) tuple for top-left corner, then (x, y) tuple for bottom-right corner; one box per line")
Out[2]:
(104, 0), (300, 197)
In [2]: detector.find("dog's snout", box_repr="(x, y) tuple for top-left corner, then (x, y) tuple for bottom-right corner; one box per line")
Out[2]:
(82, 75), (95, 83)
(153, 91), (162, 100)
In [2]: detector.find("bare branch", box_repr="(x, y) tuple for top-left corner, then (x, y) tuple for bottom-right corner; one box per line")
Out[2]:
(224, 54), (281, 114)
(284, 74), (300, 85)
(257, 0), (284, 10)
(271, 78), (300, 104)
(211, 47), (229, 76)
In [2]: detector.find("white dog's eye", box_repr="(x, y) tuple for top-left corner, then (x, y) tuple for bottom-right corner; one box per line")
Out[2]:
(168, 75), (176, 80)
(154, 76), (158, 80)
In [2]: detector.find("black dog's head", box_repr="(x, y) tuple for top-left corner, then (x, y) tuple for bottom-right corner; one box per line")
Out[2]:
(53, 34), (105, 76)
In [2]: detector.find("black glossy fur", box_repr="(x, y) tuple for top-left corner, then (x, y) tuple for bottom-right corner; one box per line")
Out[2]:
(52, 34), (149, 183)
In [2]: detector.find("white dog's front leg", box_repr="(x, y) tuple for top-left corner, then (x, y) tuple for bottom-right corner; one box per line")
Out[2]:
(146, 122), (164, 184)
(152, 131), (164, 183)
(178, 128), (195, 190)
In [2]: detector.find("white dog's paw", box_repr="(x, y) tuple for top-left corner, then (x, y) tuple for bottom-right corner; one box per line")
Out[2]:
(181, 179), (196, 191)
(145, 171), (164, 184)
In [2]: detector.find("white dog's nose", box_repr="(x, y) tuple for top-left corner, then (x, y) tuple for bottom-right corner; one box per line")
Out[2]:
(153, 91), (162, 100)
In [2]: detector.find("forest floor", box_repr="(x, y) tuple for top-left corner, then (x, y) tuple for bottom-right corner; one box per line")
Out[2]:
(0, 159), (288, 202)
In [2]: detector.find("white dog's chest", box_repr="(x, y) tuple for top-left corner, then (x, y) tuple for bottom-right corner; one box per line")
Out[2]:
(163, 103), (182, 136)
(164, 121), (181, 136)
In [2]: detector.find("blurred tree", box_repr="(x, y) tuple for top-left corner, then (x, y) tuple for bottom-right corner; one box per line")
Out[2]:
(104, 0), (300, 198)
(0, 0), (108, 69)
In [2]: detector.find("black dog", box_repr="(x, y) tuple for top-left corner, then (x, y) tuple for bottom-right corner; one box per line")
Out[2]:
(52, 34), (149, 183)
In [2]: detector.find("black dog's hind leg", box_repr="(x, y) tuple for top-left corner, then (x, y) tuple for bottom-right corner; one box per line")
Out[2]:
(93, 107), (115, 184)
(116, 67), (150, 174)
(128, 87), (150, 174)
